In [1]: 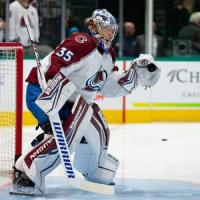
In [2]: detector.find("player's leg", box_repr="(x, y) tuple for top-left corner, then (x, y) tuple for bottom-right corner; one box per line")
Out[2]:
(26, 83), (73, 130)
(10, 83), (48, 194)
(74, 103), (119, 185)
(26, 83), (49, 126)
(10, 95), (92, 194)
(11, 83), (73, 194)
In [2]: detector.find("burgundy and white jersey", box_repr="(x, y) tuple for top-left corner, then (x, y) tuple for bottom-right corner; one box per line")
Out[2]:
(26, 33), (136, 103)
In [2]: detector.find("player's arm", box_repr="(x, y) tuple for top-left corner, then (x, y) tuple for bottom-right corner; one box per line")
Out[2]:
(101, 54), (161, 97)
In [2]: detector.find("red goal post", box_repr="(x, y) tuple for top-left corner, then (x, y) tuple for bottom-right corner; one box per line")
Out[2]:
(0, 42), (23, 175)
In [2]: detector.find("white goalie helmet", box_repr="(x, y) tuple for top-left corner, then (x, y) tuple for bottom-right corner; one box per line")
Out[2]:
(88, 9), (118, 52)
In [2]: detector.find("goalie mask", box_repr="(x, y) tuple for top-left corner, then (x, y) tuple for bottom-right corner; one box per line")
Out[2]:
(88, 9), (118, 52)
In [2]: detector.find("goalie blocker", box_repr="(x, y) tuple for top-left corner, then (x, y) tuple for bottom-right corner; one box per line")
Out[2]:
(11, 72), (119, 195)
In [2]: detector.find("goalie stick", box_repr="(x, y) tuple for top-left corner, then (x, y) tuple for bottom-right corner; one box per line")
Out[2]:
(23, 14), (114, 195)
(23, 13), (47, 90)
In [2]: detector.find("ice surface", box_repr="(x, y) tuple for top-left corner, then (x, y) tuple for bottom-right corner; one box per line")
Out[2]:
(1, 123), (200, 200)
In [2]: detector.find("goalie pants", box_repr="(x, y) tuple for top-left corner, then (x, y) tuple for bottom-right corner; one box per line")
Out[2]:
(26, 83), (72, 126)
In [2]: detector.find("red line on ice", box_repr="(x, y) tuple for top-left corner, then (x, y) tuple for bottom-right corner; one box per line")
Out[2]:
(0, 182), (11, 191)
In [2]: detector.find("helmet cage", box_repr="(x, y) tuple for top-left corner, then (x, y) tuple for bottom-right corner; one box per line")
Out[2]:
(90, 9), (118, 52)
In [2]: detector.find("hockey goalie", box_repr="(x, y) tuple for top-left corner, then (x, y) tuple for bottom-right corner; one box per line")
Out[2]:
(10, 9), (161, 195)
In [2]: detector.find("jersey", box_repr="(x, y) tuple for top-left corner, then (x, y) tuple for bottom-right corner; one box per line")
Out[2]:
(9, 1), (39, 46)
(26, 33), (134, 103)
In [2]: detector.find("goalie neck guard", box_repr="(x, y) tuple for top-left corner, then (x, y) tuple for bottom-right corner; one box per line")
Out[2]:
(88, 9), (118, 53)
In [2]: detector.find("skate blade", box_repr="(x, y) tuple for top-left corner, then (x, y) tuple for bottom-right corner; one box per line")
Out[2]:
(9, 185), (40, 195)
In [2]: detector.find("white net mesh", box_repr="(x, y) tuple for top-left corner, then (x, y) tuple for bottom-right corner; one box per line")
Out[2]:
(0, 48), (17, 175)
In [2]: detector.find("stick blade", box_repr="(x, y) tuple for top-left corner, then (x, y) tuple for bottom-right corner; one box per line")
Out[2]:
(72, 179), (115, 195)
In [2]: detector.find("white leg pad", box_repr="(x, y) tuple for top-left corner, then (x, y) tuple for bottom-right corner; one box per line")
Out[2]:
(22, 134), (59, 193)
(74, 142), (119, 185)
(73, 143), (97, 175)
(19, 96), (92, 192)
(74, 103), (119, 185)
(87, 150), (119, 185)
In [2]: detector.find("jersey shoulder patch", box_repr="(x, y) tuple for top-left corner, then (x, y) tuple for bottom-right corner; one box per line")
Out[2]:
(71, 33), (97, 56)
(73, 34), (88, 44)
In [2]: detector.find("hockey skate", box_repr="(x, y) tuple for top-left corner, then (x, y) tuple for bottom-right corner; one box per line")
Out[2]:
(9, 168), (40, 195)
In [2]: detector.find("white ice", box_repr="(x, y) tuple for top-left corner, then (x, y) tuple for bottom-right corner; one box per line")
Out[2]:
(1, 123), (200, 200)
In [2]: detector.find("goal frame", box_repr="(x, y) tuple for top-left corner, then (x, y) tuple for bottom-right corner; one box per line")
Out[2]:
(0, 42), (23, 162)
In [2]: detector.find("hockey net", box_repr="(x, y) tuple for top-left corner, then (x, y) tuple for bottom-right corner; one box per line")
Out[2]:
(0, 43), (23, 176)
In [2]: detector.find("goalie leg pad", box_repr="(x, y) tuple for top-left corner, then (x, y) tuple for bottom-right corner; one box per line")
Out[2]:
(15, 96), (92, 192)
(13, 133), (56, 194)
(86, 150), (119, 185)
(73, 143), (97, 176)
(74, 103), (119, 185)
(92, 103), (110, 147)
(74, 143), (119, 185)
